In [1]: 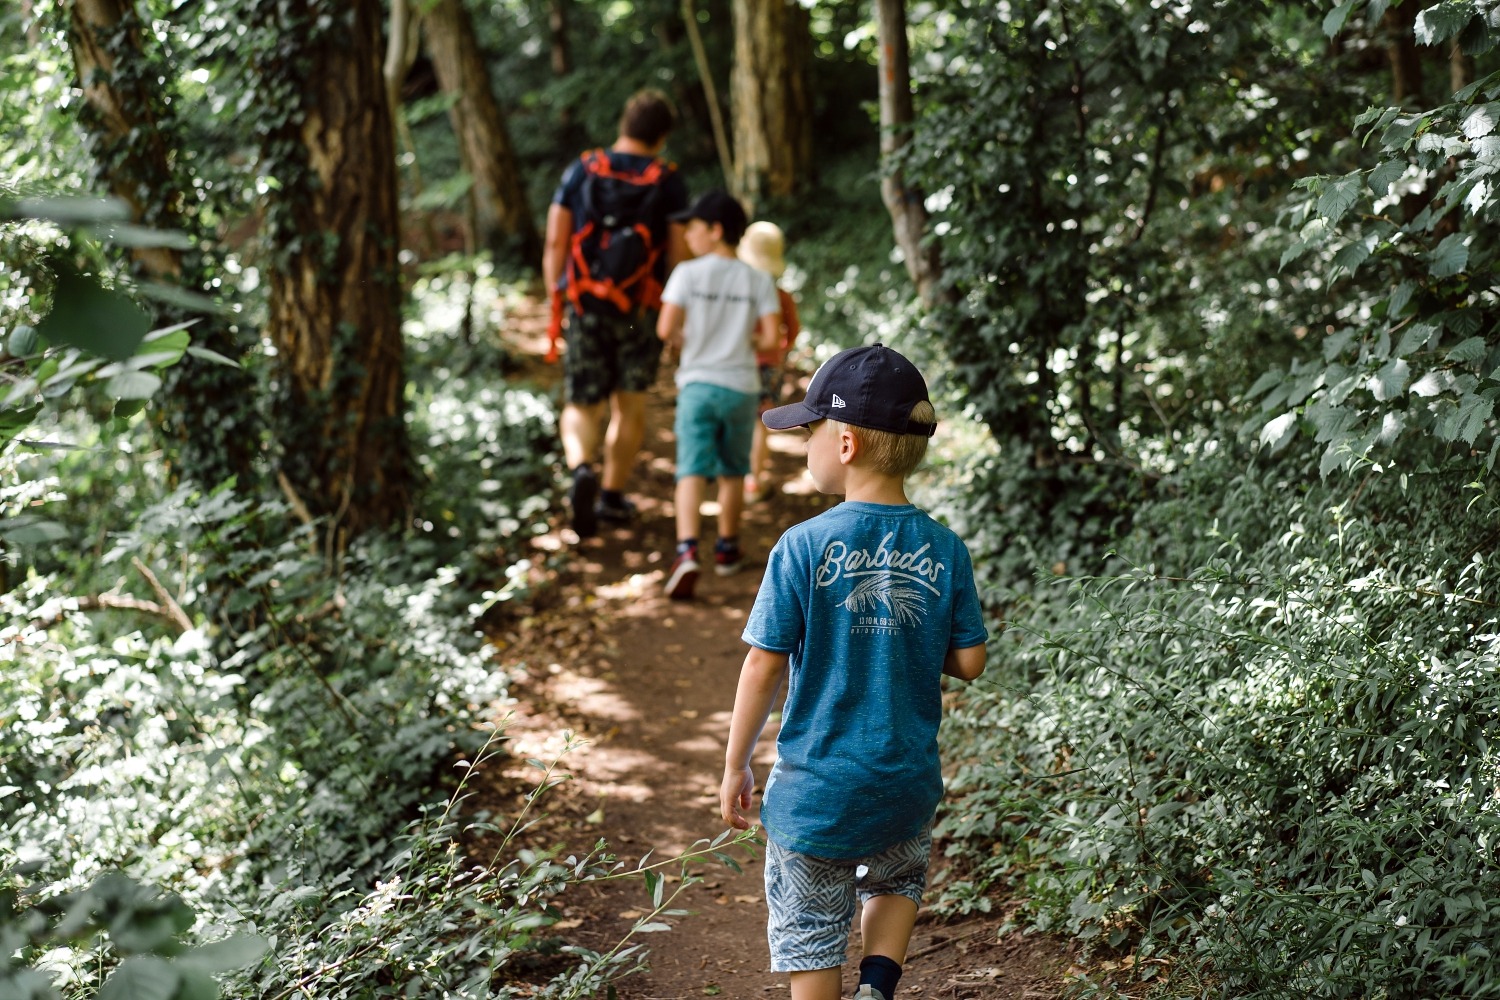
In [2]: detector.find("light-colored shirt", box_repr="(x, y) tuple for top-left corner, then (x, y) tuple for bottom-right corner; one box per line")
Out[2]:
(661, 255), (779, 395)
(742, 501), (989, 859)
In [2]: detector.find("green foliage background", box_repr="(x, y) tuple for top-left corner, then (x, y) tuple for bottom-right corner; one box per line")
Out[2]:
(8, 0), (1500, 997)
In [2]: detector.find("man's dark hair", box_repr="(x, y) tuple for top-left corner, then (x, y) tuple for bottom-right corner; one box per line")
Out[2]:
(619, 89), (677, 146)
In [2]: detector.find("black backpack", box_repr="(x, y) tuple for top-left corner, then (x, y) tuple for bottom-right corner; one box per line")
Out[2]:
(564, 149), (675, 317)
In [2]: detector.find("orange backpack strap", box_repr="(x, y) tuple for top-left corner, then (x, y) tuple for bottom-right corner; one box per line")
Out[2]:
(546, 288), (565, 363)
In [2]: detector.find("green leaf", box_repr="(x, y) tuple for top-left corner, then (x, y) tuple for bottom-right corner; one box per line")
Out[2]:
(87, 221), (194, 250)
(1329, 239), (1372, 280)
(0, 516), (71, 545)
(1381, 114), (1426, 151)
(1396, 322), (1437, 356)
(7, 324), (38, 356)
(34, 264), (150, 362)
(0, 403), (42, 451)
(1368, 158), (1407, 196)
(1463, 104), (1499, 139)
(174, 968), (221, 1000)
(185, 345), (241, 368)
(1315, 173), (1363, 227)
(1446, 336), (1487, 365)
(1370, 358), (1410, 401)
(1388, 281), (1415, 318)
(105, 370), (163, 401)
(98, 957), (178, 1000)
(13, 195), (130, 226)
(176, 935), (269, 974)
(1457, 393), (1495, 443)
(1259, 412), (1298, 452)
(1415, 2), (1474, 46)
(1429, 233), (1470, 278)
(1323, 0), (1357, 37)
(634, 922), (673, 933)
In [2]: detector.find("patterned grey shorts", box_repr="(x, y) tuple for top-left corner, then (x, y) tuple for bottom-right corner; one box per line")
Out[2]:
(763, 829), (931, 972)
(563, 305), (661, 405)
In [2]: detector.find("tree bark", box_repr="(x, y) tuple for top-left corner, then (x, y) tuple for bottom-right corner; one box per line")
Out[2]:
(66, 0), (260, 493)
(730, 0), (813, 206)
(875, 0), (941, 306)
(253, 0), (411, 539)
(549, 0), (572, 76)
(423, 0), (542, 264)
(1383, 3), (1424, 105)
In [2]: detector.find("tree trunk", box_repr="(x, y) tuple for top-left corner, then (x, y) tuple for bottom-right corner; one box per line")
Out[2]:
(423, 0), (542, 265)
(875, 0), (941, 307)
(252, 0), (411, 539)
(730, 0), (813, 206)
(67, 0), (259, 493)
(549, 0), (572, 76)
(1383, 3), (1424, 105)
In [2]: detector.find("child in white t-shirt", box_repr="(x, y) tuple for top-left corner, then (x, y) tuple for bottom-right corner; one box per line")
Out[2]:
(656, 190), (781, 600)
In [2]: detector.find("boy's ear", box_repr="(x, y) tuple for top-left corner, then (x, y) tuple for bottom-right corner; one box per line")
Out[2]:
(837, 425), (859, 466)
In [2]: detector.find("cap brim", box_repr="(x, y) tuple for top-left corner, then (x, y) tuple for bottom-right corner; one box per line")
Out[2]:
(668, 207), (697, 222)
(762, 400), (822, 430)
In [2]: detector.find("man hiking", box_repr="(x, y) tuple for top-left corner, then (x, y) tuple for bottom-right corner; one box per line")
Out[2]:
(542, 88), (689, 538)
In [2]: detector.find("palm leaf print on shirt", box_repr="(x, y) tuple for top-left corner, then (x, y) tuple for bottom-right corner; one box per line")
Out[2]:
(842, 574), (927, 625)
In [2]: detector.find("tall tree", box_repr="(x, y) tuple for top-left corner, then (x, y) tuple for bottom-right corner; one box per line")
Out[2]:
(875, 0), (939, 306)
(248, 0), (411, 539)
(729, 0), (813, 205)
(549, 0), (572, 75)
(423, 0), (542, 264)
(66, 0), (260, 492)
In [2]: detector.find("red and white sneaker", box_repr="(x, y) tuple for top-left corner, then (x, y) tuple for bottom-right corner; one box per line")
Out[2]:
(713, 541), (745, 577)
(664, 547), (700, 600)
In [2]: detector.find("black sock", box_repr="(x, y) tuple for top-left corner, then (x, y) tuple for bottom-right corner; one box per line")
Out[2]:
(859, 955), (902, 999)
(715, 536), (738, 552)
(572, 463), (592, 477)
(601, 488), (623, 505)
(677, 538), (697, 555)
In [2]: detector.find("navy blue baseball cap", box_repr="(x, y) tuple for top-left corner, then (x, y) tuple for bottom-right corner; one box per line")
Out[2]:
(669, 189), (748, 245)
(763, 344), (937, 437)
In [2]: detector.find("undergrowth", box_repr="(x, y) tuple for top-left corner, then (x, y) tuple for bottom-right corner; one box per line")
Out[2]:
(0, 272), (758, 999)
(933, 436), (1500, 999)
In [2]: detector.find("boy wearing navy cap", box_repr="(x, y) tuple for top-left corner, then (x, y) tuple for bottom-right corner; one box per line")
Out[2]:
(657, 190), (782, 599)
(719, 344), (989, 1000)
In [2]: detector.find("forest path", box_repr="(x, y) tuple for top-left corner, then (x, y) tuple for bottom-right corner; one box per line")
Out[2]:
(471, 295), (1067, 999)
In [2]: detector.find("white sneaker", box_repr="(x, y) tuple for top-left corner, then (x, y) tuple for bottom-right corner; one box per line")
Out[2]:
(852, 987), (888, 1000)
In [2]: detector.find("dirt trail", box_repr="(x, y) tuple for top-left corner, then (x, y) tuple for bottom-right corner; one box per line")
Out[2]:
(475, 298), (1069, 999)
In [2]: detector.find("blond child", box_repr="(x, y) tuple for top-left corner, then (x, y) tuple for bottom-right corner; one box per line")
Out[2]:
(720, 344), (988, 1000)
(736, 222), (801, 503)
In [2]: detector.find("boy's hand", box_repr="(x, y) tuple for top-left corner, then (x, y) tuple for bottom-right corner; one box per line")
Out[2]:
(720, 764), (755, 830)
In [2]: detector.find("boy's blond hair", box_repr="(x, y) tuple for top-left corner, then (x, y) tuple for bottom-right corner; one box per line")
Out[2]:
(835, 400), (936, 478)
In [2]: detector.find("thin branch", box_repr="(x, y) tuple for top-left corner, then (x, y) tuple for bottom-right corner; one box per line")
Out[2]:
(132, 556), (193, 632)
(19, 593), (186, 637)
(277, 469), (315, 526)
(681, 0), (734, 190)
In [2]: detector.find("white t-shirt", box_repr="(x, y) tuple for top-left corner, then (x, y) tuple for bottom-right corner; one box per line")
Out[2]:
(661, 255), (780, 394)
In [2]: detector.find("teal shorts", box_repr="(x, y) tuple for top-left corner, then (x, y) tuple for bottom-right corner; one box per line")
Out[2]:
(674, 382), (758, 479)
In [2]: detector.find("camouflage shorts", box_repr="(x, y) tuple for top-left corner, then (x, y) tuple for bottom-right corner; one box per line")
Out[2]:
(563, 306), (662, 405)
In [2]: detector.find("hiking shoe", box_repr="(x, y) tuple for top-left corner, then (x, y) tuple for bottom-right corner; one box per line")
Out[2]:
(664, 547), (700, 600)
(713, 541), (744, 577)
(852, 987), (888, 1000)
(595, 492), (637, 524)
(568, 465), (599, 537)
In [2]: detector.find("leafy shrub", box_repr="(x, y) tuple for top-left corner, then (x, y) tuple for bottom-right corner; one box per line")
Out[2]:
(937, 436), (1500, 997)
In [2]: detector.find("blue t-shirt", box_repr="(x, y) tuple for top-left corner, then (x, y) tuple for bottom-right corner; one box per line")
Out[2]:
(742, 501), (988, 859)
